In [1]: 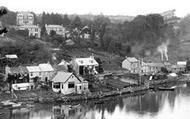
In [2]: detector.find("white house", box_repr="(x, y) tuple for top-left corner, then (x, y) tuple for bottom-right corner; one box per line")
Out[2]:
(52, 72), (89, 95)
(39, 63), (55, 82)
(70, 56), (99, 75)
(18, 25), (41, 38)
(122, 57), (140, 74)
(26, 63), (55, 82)
(16, 12), (34, 26)
(45, 24), (66, 36)
(26, 66), (41, 81)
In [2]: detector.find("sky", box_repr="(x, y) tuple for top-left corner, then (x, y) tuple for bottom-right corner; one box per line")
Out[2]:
(0, 0), (189, 17)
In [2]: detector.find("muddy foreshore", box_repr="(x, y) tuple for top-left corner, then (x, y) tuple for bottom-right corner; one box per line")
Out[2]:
(1, 77), (190, 104)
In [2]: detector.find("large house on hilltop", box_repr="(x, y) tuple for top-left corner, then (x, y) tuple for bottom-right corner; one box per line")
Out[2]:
(18, 25), (41, 38)
(17, 12), (34, 26)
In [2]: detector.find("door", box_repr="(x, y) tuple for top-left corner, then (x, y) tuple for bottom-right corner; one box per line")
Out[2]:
(79, 66), (84, 75)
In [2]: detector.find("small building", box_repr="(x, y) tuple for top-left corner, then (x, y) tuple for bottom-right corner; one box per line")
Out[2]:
(5, 54), (18, 59)
(45, 24), (66, 36)
(39, 63), (55, 82)
(18, 25), (41, 38)
(171, 65), (186, 73)
(52, 72), (88, 95)
(70, 56), (99, 75)
(122, 57), (140, 74)
(177, 61), (187, 66)
(26, 63), (55, 82)
(56, 59), (70, 72)
(5, 66), (34, 90)
(26, 66), (41, 82)
(141, 62), (150, 75)
(145, 63), (164, 74)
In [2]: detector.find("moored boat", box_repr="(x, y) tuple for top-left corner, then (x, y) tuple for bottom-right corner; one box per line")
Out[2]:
(158, 86), (176, 91)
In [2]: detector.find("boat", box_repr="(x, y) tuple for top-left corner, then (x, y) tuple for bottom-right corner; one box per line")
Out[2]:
(68, 104), (80, 109)
(26, 104), (35, 108)
(1, 100), (23, 109)
(158, 86), (176, 91)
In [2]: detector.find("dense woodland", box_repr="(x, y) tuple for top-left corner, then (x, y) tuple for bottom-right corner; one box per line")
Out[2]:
(0, 8), (185, 68)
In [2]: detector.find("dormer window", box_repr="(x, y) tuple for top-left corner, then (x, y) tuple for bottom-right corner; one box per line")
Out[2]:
(80, 60), (83, 64)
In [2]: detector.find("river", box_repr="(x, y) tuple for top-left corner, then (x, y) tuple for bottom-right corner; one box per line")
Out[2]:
(1, 83), (190, 119)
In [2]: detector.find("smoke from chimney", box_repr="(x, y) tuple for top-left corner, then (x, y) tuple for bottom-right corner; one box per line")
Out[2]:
(157, 39), (170, 61)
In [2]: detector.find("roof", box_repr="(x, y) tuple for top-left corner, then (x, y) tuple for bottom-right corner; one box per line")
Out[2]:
(145, 63), (164, 67)
(19, 25), (40, 28)
(17, 11), (33, 15)
(39, 63), (54, 72)
(177, 61), (187, 66)
(26, 66), (41, 72)
(74, 57), (99, 66)
(5, 54), (18, 59)
(45, 25), (64, 28)
(52, 72), (75, 83)
(58, 60), (69, 66)
(9, 66), (28, 74)
(126, 57), (138, 63)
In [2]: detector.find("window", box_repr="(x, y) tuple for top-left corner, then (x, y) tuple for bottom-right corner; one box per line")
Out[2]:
(39, 72), (41, 76)
(90, 60), (94, 63)
(30, 72), (33, 76)
(68, 82), (75, 88)
(79, 86), (82, 90)
(80, 60), (83, 64)
(53, 83), (60, 89)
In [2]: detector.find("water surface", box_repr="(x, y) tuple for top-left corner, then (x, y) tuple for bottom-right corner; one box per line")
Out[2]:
(1, 84), (190, 119)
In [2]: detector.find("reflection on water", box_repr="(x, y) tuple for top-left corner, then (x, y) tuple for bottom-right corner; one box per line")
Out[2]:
(3, 84), (190, 119)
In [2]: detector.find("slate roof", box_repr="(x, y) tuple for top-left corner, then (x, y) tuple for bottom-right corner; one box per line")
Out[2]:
(39, 63), (54, 72)
(74, 57), (99, 66)
(52, 72), (78, 83)
(126, 57), (138, 63)
(26, 66), (41, 72)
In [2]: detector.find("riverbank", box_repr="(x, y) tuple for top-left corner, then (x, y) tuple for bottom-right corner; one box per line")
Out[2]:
(1, 77), (190, 104)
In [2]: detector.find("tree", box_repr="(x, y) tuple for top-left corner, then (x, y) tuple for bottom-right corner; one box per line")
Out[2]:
(0, 10), (16, 25)
(62, 14), (71, 27)
(186, 60), (190, 71)
(50, 30), (56, 36)
(41, 24), (47, 36)
(161, 67), (168, 74)
(0, 6), (8, 34)
(70, 16), (82, 28)
(90, 15), (110, 49)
